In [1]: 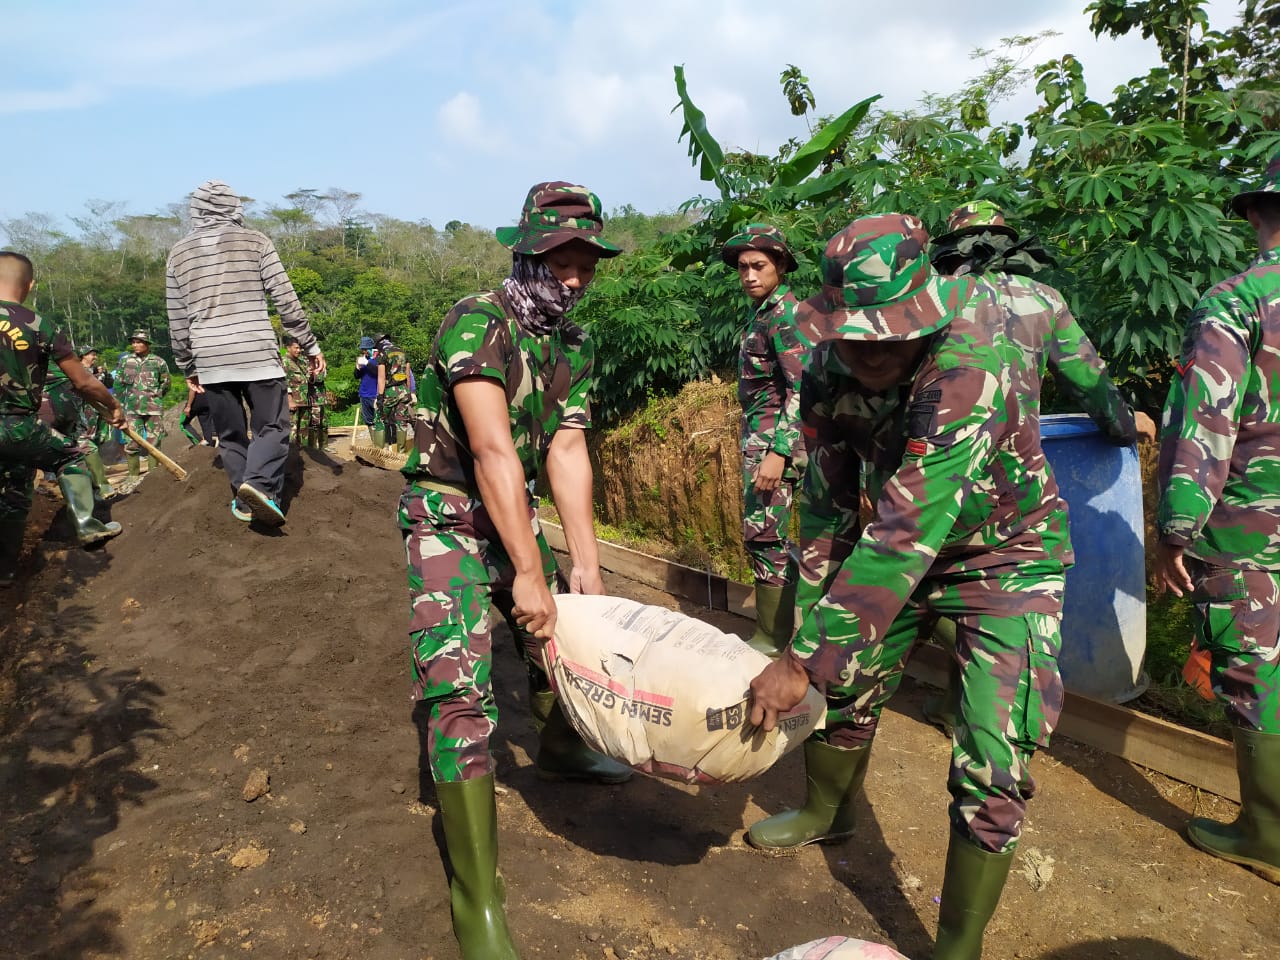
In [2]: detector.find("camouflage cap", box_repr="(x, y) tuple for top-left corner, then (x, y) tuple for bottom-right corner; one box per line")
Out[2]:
(78, 344), (97, 357)
(495, 181), (622, 259)
(720, 223), (799, 273)
(795, 214), (975, 343)
(1231, 152), (1280, 216)
(932, 200), (1019, 246)
(129, 329), (152, 343)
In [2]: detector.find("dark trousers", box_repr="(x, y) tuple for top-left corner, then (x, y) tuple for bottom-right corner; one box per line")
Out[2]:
(204, 379), (290, 501)
(181, 393), (217, 443)
(360, 396), (378, 428)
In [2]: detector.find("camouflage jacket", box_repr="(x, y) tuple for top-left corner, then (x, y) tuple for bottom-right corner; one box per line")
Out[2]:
(382, 345), (412, 402)
(986, 271), (1137, 444)
(737, 283), (809, 464)
(403, 289), (592, 488)
(792, 281), (1071, 686)
(283, 354), (324, 407)
(0, 300), (73, 416)
(1158, 247), (1280, 569)
(116, 353), (170, 416)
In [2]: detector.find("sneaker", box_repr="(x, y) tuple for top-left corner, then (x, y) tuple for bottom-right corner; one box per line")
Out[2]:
(231, 498), (252, 522)
(236, 483), (285, 526)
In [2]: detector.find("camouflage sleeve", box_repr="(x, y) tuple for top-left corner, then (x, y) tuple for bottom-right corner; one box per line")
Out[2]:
(560, 329), (594, 431)
(794, 365), (862, 624)
(436, 298), (509, 388)
(166, 261), (195, 375)
(1156, 295), (1249, 548)
(767, 301), (808, 457)
(157, 358), (171, 397)
(1042, 285), (1137, 445)
(259, 237), (318, 355)
(791, 361), (1001, 686)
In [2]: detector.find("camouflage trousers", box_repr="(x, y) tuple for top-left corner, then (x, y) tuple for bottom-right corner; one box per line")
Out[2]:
(818, 561), (1065, 854)
(290, 404), (327, 444)
(383, 394), (413, 444)
(0, 414), (88, 524)
(742, 449), (799, 585)
(45, 380), (96, 445)
(399, 481), (560, 783)
(1186, 556), (1280, 734)
(123, 411), (165, 456)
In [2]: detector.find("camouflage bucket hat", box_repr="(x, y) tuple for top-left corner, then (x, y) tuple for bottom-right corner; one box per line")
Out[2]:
(720, 223), (799, 273)
(795, 214), (975, 343)
(495, 181), (622, 259)
(1231, 152), (1280, 216)
(932, 200), (1019, 246)
(129, 329), (152, 344)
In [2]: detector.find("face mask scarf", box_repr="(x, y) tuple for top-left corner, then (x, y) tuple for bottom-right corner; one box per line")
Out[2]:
(502, 253), (585, 337)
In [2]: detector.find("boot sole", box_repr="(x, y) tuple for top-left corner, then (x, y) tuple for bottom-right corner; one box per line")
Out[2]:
(1187, 830), (1280, 884)
(237, 484), (286, 526)
(745, 829), (855, 856)
(79, 529), (123, 547)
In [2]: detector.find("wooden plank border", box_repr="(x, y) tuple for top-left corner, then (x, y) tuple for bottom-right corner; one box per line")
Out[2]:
(541, 521), (1240, 802)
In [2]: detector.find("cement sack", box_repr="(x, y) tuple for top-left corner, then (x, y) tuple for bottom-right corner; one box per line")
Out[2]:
(544, 594), (825, 784)
(765, 937), (912, 960)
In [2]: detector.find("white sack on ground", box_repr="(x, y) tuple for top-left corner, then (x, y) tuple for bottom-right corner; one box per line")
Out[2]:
(764, 937), (912, 960)
(544, 594), (825, 784)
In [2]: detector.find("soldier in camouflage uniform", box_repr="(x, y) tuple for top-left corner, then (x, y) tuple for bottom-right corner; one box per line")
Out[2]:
(0, 252), (125, 585)
(45, 344), (114, 498)
(115, 329), (170, 476)
(721, 224), (810, 656)
(283, 336), (326, 447)
(746, 216), (1072, 960)
(379, 338), (414, 452)
(1155, 154), (1280, 885)
(399, 182), (628, 960)
(921, 201), (1155, 735)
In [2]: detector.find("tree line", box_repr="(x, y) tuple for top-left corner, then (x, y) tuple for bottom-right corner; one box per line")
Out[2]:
(4, 0), (1278, 419)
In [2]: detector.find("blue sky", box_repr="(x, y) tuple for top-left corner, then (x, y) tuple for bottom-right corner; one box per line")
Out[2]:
(4, 0), (1239, 238)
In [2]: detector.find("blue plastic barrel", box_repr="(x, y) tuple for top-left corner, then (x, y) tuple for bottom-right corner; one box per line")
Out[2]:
(1040, 414), (1148, 703)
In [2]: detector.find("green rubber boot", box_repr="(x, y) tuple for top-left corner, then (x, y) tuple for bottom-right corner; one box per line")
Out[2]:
(1187, 727), (1280, 884)
(747, 581), (796, 658)
(747, 739), (872, 851)
(933, 830), (1015, 960)
(84, 449), (113, 500)
(145, 455), (158, 475)
(0, 517), (25, 587)
(435, 774), (520, 960)
(530, 690), (633, 784)
(127, 454), (141, 477)
(58, 471), (123, 546)
(371, 425), (386, 447)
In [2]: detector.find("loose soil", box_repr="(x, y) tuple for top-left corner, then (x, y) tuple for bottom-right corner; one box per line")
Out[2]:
(0, 444), (1275, 960)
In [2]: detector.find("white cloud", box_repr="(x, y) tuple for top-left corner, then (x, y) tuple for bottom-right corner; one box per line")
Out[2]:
(437, 91), (504, 153)
(0, 83), (103, 115)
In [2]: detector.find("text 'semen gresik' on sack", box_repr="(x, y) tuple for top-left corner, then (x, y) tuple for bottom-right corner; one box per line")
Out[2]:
(544, 594), (825, 784)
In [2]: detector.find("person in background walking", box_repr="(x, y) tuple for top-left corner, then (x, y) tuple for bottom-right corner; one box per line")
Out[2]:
(166, 180), (325, 526)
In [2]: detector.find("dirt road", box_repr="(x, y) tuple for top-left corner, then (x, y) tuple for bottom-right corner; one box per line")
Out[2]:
(0, 446), (1274, 959)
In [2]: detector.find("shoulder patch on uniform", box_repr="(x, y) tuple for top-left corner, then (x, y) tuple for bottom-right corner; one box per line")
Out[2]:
(906, 438), (928, 457)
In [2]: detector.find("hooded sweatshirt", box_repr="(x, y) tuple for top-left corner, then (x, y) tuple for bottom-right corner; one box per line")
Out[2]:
(165, 180), (319, 384)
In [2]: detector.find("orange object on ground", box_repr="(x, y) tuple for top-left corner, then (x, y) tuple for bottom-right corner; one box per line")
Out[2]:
(1183, 638), (1215, 701)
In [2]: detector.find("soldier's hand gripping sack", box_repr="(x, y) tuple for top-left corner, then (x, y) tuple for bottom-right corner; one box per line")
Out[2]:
(544, 594), (825, 784)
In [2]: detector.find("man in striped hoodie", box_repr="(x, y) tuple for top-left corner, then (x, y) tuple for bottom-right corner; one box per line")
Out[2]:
(166, 180), (326, 525)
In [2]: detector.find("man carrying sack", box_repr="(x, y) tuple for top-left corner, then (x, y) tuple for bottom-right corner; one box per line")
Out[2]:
(747, 215), (1073, 960)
